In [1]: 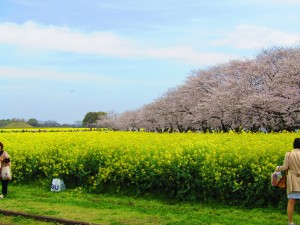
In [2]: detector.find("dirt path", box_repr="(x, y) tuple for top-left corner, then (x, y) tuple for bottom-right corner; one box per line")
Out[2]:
(0, 209), (100, 225)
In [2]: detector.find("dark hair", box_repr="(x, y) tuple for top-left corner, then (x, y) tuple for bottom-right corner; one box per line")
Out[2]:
(0, 142), (3, 150)
(294, 138), (300, 149)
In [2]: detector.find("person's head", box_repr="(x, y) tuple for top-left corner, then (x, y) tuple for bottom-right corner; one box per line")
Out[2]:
(0, 142), (3, 150)
(294, 138), (300, 149)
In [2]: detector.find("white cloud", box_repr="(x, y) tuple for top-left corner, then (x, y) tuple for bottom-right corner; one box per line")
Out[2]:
(273, 0), (300, 3)
(0, 21), (138, 57)
(215, 25), (300, 50)
(2, 22), (298, 67)
(251, 0), (300, 4)
(0, 21), (235, 66)
(144, 46), (236, 65)
(0, 66), (120, 84)
(0, 66), (169, 87)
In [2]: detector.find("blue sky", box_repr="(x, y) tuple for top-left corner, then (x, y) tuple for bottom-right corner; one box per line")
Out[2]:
(0, 0), (300, 124)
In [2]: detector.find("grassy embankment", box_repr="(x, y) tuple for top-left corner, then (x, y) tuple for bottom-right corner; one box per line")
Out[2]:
(0, 182), (295, 225)
(3, 122), (33, 129)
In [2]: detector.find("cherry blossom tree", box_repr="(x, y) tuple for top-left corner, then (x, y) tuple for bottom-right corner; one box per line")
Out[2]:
(114, 45), (300, 132)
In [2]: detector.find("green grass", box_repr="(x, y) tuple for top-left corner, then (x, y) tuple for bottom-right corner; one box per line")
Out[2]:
(0, 182), (295, 225)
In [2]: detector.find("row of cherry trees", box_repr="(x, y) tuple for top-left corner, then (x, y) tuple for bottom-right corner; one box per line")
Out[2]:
(101, 46), (300, 132)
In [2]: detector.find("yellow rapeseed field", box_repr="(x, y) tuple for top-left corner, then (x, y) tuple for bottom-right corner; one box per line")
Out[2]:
(0, 130), (298, 205)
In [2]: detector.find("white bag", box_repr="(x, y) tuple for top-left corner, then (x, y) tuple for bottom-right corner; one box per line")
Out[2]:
(51, 178), (66, 192)
(271, 171), (282, 186)
(1, 166), (12, 180)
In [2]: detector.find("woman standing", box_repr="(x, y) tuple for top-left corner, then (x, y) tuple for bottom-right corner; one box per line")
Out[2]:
(276, 138), (300, 225)
(0, 142), (11, 199)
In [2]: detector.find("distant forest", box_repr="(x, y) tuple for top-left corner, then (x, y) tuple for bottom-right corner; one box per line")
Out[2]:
(0, 118), (81, 128)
